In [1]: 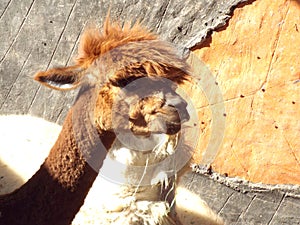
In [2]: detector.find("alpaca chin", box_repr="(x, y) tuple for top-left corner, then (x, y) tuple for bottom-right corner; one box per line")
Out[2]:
(72, 133), (179, 225)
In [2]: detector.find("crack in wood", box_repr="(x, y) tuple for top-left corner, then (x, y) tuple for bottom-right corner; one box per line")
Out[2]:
(236, 194), (257, 222)
(0, 0), (12, 21)
(26, 85), (41, 115)
(45, 0), (78, 70)
(27, 0), (78, 117)
(0, 0), (35, 65)
(65, 25), (85, 66)
(195, 74), (299, 111)
(0, 50), (32, 111)
(217, 191), (235, 215)
(267, 193), (286, 225)
(261, 1), (291, 91)
(187, 171), (198, 190)
(156, 0), (171, 33)
(283, 135), (300, 168)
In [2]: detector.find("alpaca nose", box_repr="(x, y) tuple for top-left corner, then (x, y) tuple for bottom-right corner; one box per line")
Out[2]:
(165, 94), (190, 123)
(176, 102), (190, 123)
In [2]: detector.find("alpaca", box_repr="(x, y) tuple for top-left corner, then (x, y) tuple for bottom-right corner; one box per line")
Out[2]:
(0, 101), (115, 225)
(68, 19), (224, 224)
(0, 17), (224, 225)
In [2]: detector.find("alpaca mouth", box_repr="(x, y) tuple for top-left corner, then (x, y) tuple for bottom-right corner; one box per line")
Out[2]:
(145, 104), (190, 135)
(166, 122), (181, 135)
(165, 113), (190, 134)
(148, 116), (188, 135)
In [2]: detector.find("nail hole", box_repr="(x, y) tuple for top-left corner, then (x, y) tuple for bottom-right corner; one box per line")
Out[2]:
(240, 94), (245, 98)
(292, 101), (296, 104)
(223, 113), (227, 117)
(262, 88), (266, 92)
(275, 125), (278, 129)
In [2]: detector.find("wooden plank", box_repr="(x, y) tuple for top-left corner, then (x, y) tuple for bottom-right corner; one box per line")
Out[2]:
(0, 0), (77, 118)
(178, 172), (300, 224)
(0, 0), (35, 108)
(237, 193), (284, 224)
(269, 196), (300, 224)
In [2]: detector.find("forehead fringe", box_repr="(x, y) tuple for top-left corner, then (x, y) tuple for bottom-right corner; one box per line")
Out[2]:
(77, 17), (157, 68)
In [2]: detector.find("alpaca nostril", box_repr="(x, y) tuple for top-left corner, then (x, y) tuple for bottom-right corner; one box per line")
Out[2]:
(180, 110), (190, 123)
(172, 102), (190, 123)
(166, 104), (190, 124)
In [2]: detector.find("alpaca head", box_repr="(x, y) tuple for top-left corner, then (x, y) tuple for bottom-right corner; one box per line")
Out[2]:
(34, 18), (192, 141)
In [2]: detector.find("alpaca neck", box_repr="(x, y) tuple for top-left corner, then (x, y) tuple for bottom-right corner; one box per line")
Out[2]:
(71, 133), (179, 225)
(89, 133), (178, 209)
(0, 110), (115, 225)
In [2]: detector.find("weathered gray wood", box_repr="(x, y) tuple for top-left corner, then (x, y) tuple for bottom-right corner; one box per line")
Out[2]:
(269, 196), (300, 225)
(237, 192), (284, 224)
(219, 192), (254, 222)
(0, 0), (78, 122)
(0, 0), (11, 19)
(185, 172), (235, 213)
(181, 172), (300, 224)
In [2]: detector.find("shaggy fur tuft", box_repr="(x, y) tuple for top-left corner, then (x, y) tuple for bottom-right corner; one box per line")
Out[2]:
(77, 17), (157, 69)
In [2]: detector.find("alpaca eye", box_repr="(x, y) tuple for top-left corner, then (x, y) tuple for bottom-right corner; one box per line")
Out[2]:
(111, 77), (139, 87)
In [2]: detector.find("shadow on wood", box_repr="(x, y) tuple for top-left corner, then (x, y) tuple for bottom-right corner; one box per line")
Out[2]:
(0, 158), (24, 195)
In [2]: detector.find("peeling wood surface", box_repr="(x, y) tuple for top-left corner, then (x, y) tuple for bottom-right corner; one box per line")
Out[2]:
(192, 0), (300, 185)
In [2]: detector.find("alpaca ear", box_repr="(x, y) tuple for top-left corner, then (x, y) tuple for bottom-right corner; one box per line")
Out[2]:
(34, 65), (85, 90)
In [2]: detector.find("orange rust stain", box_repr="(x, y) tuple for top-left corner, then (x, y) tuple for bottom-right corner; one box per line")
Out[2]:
(192, 0), (300, 185)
